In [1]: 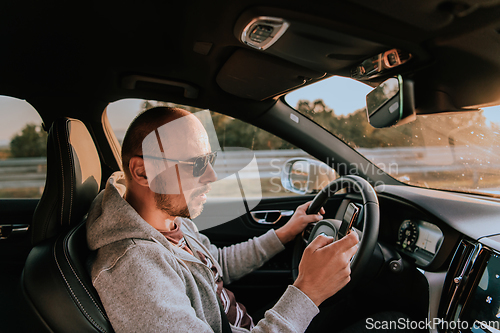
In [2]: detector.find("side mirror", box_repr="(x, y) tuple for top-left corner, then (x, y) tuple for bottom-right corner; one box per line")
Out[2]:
(281, 158), (337, 195)
(366, 75), (416, 128)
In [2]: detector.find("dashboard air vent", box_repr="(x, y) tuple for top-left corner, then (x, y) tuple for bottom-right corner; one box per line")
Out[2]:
(438, 240), (476, 320)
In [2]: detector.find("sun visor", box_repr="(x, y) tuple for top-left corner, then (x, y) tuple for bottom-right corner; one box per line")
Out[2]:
(216, 49), (325, 101)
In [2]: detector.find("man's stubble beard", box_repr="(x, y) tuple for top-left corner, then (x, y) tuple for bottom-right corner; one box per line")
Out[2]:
(154, 185), (209, 219)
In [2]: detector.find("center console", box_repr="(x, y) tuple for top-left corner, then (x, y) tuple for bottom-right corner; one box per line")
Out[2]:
(440, 240), (500, 332)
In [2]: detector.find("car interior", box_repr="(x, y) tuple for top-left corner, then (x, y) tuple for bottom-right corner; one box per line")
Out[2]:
(2, 0), (500, 332)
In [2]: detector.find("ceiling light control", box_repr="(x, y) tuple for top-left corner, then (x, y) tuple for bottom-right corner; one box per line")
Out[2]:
(249, 25), (273, 43)
(241, 17), (289, 50)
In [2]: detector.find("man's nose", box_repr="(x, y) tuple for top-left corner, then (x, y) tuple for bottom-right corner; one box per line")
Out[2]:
(200, 162), (217, 183)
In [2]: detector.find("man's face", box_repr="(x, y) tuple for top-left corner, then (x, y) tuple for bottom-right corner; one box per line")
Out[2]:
(142, 114), (217, 219)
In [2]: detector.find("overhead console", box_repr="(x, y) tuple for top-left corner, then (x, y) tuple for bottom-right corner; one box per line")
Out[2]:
(223, 5), (500, 113)
(239, 16), (290, 51)
(216, 7), (422, 101)
(232, 8), (393, 76)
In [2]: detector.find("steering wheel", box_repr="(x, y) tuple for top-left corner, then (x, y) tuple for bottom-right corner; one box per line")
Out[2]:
(291, 175), (380, 285)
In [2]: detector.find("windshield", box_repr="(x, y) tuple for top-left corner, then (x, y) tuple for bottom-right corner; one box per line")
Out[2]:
(286, 76), (500, 197)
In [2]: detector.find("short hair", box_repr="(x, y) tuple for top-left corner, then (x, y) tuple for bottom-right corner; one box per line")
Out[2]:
(121, 106), (191, 179)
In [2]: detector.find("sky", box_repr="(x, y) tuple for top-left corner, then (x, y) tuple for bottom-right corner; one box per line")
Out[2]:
(0, 97), (44, 146)
(106, 99), (145, 135)
(285, 76), (374, 116)
(2, 75), (500, 145)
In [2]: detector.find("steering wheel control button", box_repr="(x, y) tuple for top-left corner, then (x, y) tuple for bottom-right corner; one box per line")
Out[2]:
(389, 259), (403, 273)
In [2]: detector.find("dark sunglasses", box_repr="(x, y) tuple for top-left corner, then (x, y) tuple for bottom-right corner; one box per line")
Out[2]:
(137, 151), (217, 177)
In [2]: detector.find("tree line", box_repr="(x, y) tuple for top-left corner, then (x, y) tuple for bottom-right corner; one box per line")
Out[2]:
(295, 99), (497, 149)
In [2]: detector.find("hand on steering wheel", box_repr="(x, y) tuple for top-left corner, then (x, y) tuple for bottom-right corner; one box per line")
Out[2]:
(291, 175), (380, 300)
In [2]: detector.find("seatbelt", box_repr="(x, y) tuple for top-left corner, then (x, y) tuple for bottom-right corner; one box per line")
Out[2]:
(218, 297), (232, 333)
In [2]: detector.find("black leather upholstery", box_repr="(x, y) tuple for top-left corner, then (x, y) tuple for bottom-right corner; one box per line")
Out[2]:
(30, 118), (102, 245)
(22, 118), (114, 332)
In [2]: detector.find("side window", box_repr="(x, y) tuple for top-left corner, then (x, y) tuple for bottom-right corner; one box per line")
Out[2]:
(0, 96), (46, 198)
(105, 100), (319, 198)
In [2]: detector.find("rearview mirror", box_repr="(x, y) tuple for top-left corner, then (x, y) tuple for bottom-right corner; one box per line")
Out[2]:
(366, 75), (416, 128)
(281, 158), (337, 195)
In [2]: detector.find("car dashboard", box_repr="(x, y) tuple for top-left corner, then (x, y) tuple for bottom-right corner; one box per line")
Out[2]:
(368, 185), (500, 332)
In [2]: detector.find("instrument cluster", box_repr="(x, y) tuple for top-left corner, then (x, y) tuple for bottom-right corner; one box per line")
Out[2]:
(396, 219), (444, 266)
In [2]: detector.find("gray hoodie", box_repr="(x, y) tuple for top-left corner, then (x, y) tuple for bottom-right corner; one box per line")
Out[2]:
(86, 172), (319, 333)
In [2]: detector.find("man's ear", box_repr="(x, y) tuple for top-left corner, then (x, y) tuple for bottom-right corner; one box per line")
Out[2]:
(128, 156), (149, 187)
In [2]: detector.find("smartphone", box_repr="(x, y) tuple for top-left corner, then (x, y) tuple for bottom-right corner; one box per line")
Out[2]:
(338, 203), (360, 238)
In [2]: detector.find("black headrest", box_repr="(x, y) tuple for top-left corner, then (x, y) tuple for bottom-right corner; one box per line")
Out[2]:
(31, 118), (101, 245)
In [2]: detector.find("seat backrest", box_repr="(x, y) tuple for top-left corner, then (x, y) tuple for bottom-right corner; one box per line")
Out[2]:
(30, 117), (102, 245)
(22, 118), (114, 332)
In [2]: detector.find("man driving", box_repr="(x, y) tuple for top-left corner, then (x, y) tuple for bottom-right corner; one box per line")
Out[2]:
(86, 106), (359, 332)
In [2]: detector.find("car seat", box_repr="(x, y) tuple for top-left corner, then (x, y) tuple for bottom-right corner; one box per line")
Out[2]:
(21, 117), (114, 332)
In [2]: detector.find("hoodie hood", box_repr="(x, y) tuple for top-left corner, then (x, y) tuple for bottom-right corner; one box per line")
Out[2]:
(86, 171), (169, 251)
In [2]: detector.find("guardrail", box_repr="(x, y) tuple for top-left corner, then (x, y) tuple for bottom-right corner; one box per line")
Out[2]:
(2, 146), (500, 190)
(0, 157), (46, 190)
